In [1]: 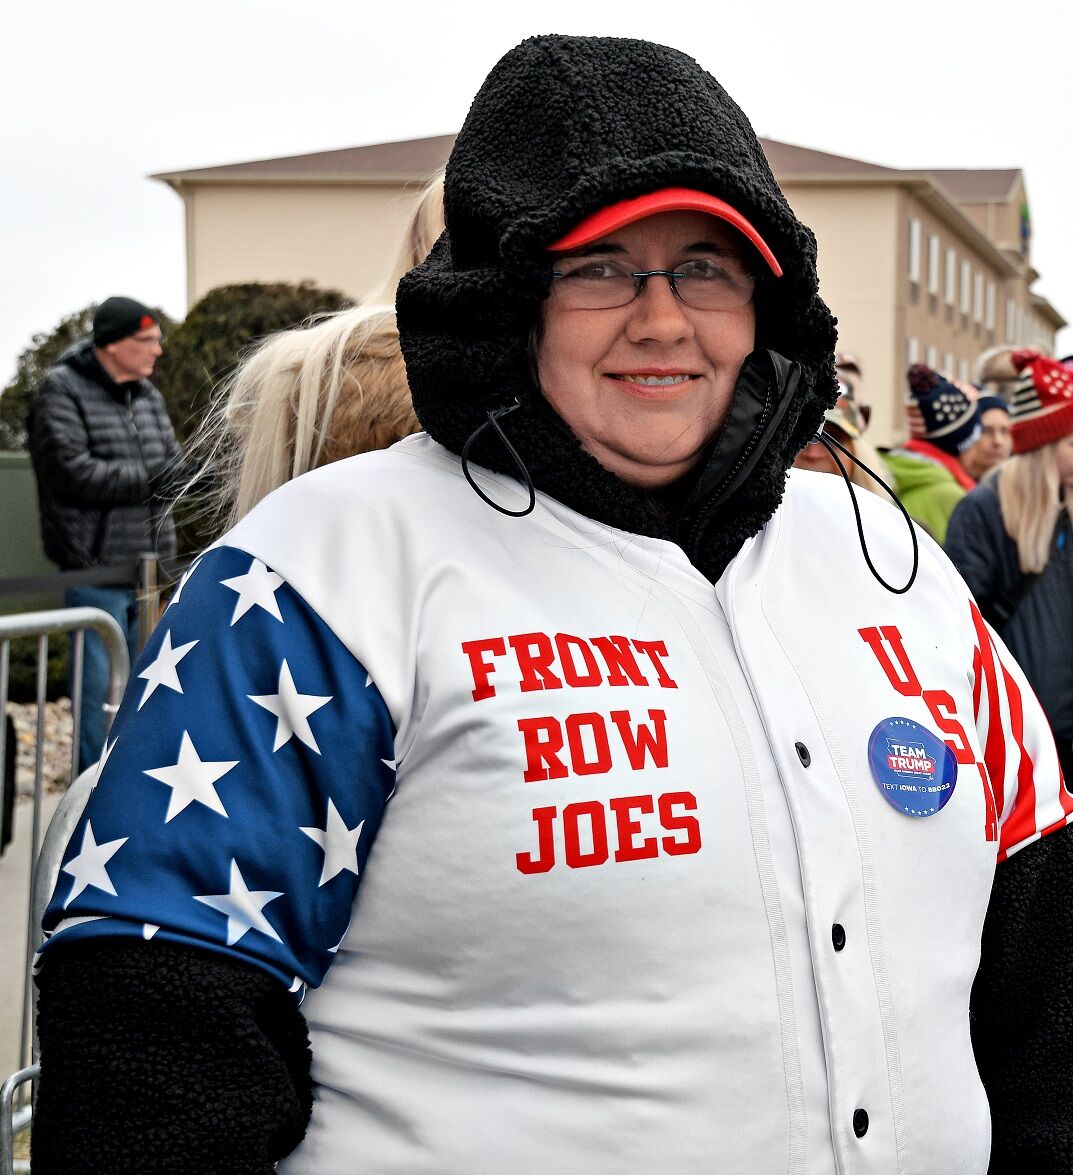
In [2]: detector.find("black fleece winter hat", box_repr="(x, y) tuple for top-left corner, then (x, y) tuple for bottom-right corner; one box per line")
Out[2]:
(397, 35), (838, 579)
(93, 297), (158, 347)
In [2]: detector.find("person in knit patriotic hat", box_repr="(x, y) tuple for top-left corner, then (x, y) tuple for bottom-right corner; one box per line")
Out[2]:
(882, 364), (982, 543)
(1007, 348), (1073, 451)
(904, 363), (1013, 484)
(947, 347), (1073, 781)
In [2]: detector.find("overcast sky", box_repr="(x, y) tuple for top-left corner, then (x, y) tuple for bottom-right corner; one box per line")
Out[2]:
(3, 0), (1070, 388)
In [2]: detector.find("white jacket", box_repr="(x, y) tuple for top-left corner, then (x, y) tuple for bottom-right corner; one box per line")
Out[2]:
(45, 434), (1070, 1175)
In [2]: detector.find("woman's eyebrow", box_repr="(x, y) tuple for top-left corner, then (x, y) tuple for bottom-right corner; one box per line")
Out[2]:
(683, 241), (738, 255)
(559, 243), (626, 258)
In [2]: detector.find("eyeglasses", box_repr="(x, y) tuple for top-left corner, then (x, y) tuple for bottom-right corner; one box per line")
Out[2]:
(130, 332), (164, 346)
(550, 257), (757, 311)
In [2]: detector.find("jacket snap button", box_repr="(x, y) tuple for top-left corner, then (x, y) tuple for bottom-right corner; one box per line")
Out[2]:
(832, 924), (846, 951)
(795, 742), (811, 767)
(853, 1108), (869, 1138)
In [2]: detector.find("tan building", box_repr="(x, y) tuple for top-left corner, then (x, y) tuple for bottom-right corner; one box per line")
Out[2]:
(765, 141), (1064, 443)
(152, 135), (454, 310)
(153, 135), (1065, 446)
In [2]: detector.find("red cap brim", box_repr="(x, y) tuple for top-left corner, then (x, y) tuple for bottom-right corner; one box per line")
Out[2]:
(548, 187), (783, 278)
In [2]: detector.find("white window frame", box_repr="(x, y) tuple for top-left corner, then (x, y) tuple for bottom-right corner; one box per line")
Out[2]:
(907, 336), (919, 365)
(1006, 298), (1016, 340)
(960, 261), (972, 314)
(927, 235), (940, 295)
(943, 351), (955, 377)
(973, 273), (984, 322)
(945, 249), (957, 305)
(908, 217), (922, 284)
(926, 344), (938, 368)
(985, 282), (996, 330)
(958, 358), (970, 382)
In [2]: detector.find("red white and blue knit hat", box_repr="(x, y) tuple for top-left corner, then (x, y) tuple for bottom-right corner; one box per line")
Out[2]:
(1008, 349), (1073, 453)
(906, 364), (981, 455)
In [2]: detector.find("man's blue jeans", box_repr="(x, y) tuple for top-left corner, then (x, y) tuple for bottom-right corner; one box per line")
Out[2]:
(64, 586), (139, 774)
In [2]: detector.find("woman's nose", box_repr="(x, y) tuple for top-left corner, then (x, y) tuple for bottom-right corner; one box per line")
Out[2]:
(625, 275), (693, 343)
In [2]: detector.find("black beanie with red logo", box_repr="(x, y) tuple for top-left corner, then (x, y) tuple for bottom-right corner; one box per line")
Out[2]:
(92, 297), (158, 347)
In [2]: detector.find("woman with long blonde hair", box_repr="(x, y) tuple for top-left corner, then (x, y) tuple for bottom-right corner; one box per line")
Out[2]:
(211, 305), (420, 528)
(946, 350), (1073, 779)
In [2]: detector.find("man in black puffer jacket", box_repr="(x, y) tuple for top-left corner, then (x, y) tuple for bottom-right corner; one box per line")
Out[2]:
(28, 296), (182, 771)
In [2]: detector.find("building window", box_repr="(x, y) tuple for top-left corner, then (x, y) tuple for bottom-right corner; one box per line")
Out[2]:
(945, 248), (957, 305)
(943, 351), (955, 376)
(908, 217), (922, 284)
(986, 282), (996, 330)
(958, 358), (970, 382)
(926, 344), (938, 368)
(927, 235), (940, 295)
(973, 273), (984, 323)
(907, 337), (919, 365)
(960, 261), (972, 314)
(1006, 298), (1016, 340)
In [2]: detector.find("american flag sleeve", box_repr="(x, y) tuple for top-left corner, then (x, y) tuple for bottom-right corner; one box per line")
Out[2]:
(39, 545), (397, 994)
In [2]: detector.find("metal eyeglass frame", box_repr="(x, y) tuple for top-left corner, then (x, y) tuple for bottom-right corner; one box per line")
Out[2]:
(550, 267), (755, 310)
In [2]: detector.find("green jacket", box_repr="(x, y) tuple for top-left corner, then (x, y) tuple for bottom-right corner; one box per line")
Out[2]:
(882, 449), (966, 545)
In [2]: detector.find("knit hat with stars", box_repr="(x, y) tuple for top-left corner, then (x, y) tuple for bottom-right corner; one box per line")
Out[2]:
(906, 364), (981, 455)
(1008, 349), (1073, 453)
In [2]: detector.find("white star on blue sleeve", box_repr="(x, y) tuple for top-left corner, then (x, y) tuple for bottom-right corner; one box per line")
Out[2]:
(137, 629), (198, 709)
(301, 799), (364, 886)
(249, 660), (332, 753)
(62, 822), (128, 905)
(143, 731), (238, 822)
(195, 860), (284, 946)
(221, 557), (285, 625)
(39, 545), (397, 992)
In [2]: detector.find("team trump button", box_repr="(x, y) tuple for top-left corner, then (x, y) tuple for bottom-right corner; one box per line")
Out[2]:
(867, 716), (958, 818)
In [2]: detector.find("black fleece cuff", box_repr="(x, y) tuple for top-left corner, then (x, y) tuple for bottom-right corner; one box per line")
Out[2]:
(33, 938), (312, 1174)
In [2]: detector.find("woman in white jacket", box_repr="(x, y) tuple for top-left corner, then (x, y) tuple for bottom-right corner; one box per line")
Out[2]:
(33, 35), (1072, 1175)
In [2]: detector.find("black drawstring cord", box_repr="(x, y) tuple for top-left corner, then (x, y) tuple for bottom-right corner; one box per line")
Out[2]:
(460, 401), (536, 518)
(815, 430), (919, 595)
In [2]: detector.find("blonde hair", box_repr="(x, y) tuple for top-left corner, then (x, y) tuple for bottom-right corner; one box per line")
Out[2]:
(365, 172), (445, 305)
(209, 305), (420, 528)
(996, 444), (1068, 573)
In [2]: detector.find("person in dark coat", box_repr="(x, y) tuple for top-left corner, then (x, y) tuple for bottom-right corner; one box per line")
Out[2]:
(28, 296), (182, 771)
(946, 350), (1073, 781)
(947, 351), (1073, 1175)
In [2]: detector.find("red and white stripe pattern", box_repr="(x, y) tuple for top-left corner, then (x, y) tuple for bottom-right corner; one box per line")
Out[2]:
(970, 601), (1073, 860)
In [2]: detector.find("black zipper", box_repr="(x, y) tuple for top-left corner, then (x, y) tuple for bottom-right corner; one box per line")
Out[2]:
(676, 351), (803, 556)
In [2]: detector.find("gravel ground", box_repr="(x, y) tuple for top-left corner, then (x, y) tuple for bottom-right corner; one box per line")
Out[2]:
(5, 698), (75, 796)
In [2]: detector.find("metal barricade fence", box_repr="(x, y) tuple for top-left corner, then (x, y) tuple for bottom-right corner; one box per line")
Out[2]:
(0, 606), (131, 1174)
